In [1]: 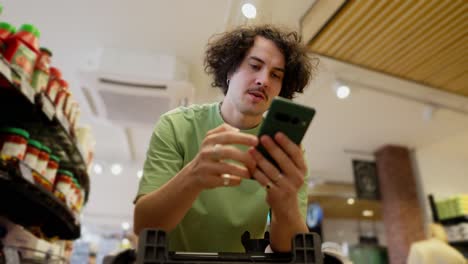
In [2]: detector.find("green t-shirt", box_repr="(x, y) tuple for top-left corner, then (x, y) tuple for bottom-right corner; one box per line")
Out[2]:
(137, 102), (308, 252)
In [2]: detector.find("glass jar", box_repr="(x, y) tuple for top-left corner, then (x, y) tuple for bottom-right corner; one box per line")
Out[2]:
(0, 22), (16, 52)
(31, 47), (52, 93)
(0, 127), (30, 160)
(36, 144), (51, 175)
(23, 139), (42, 169)
(54, 170), (73, 205)
(3, 24), (40, 80)
(46, 67), (62, 102)
(44, 154), (60, 191)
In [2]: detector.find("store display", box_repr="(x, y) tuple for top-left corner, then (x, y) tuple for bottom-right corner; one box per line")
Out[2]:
(0, 6), (95, 263)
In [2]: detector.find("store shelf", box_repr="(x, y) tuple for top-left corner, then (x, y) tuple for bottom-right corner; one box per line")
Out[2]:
(0, 58), (89, 201)
(440, 215), (468, 226)
(0, 158), (80, 240)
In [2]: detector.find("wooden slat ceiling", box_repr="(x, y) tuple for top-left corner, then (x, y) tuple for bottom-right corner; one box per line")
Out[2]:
(307, 0), (468, 97)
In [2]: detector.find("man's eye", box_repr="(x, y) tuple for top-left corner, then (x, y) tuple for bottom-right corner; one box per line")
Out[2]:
(272, 73), (282, 79)
(250, 64), (260, 70)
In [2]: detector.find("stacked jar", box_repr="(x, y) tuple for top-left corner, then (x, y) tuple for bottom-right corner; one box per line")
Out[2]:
(0, 22), (16, 52)
(54, 79), (70, 116)
(3, 24), (41, 81)
(23, 139), (42, 169)
(31, 47), (52, 93)
(35, 144), (51, 176)
(0, 127), (29, 160)
(44, 154), (60, 191)
(54, 170), (73, 206)
(45, 67), (62, 102)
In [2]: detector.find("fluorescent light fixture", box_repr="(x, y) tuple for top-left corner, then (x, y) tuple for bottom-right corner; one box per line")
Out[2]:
(347, 198), (355, 205)
(93, 164), (103, 175)
(111, 163), (122, 175)
(242, 3), (257, 19)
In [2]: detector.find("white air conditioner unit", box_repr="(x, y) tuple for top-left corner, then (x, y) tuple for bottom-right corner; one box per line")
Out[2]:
(79, 49), (195, 126)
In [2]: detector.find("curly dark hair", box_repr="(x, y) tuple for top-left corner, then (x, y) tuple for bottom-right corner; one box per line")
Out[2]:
(204, 24), (318, 99)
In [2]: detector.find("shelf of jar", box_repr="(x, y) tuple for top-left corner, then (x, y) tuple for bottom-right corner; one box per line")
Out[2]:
(0, 158), (80, 240)
(0, 57), (89, 201)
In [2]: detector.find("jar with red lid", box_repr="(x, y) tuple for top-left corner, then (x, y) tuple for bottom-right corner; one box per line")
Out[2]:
(64, 96), (74, 119)
(54, 170), (73, 205)
(44, 155), (60, 189)
(23, 139), (42, 169)
(31, 47), (52, 93)
(35, 144), (51, 175)
(0, 22), (16, 53)
(3, 24), (40, 80)
(0, 127), (29, 160)
(45, 67), (62, 102)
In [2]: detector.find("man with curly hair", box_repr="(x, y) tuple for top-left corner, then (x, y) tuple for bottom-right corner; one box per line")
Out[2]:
(134, 24), (317, 253)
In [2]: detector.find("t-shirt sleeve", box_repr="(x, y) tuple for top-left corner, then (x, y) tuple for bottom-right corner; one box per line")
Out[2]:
(135, 114), (184, 201)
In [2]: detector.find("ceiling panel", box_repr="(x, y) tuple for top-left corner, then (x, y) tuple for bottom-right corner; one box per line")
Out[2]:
(306, 0), (468, 97)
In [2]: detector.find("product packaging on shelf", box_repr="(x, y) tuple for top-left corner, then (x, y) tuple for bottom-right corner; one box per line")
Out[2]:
(0, 127), (29, 160)
(45, 66), (62, 102)
(35, 144), (51, 176)
(30, 47), (52, 93)
(75, 126), (95, 167)
(3, 24), (40, 81)
(0, 22), (16, 52)
(23, 139), (42, 169)
(44, 154), (60, 188)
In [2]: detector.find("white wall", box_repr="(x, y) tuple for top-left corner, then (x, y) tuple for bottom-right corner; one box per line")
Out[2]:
(415, 129), (468, 217)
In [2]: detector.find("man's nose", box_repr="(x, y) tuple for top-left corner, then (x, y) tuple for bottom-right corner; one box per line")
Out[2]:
(255, 71), (270, 87)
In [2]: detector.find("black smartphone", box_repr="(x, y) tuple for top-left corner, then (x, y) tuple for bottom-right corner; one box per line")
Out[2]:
(256, 97), (316, 169)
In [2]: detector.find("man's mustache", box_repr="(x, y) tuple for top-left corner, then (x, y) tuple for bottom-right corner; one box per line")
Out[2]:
(247, 87), (268, 101)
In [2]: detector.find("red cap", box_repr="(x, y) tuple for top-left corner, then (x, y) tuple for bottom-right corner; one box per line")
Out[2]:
(49, 67), (62, 78)
(58, 79), (69, 89)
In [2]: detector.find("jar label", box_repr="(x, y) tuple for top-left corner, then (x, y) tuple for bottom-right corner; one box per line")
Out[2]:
(11, 43), (38, 80)
(36, 159), (48, 175)
(44, 168), (58, 183)
(24, 153), (38, 169)
(47, 81), (60, 102)
(1, 142), (26, 160)
(31, 71), (50, 93)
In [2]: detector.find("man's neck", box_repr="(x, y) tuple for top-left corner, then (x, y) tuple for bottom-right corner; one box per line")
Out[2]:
(219, 100), (263, 130)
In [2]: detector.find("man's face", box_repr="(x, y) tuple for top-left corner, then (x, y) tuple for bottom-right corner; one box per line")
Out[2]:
(225, 36), (285, 116)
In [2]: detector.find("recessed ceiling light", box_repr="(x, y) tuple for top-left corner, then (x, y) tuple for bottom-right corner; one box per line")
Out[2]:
(347, 198), (355, 205)
(362, 210), (374, 217)
(93, 164), (103, 175)
(111, 163), (122, 175)
(242, 3), (257, 19)
(137, 170), (143, 179)
(121, 222), (130, 231)
(336, 85), (350, 99)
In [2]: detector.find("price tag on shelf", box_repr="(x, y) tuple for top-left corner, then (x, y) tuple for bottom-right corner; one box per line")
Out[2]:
(41, 94), (56, 120)
(19, 162), (34, 184)
(56, 110), (71, 134)
(0, 59), (12, 83)
(20, 77), (36, 103)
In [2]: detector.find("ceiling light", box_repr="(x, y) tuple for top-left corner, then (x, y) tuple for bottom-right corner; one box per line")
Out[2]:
(137, 170), (143, 179)
(347, 198), (355, 205)
(362, 210), (374, 217)
(93, 164), (103, 175)
(242, 3), (257, 19)
(121, 238), (130, 246)
(121, 222), (130, 231)
(111, 163), (122, 175)
(336, 85), (350, 99)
